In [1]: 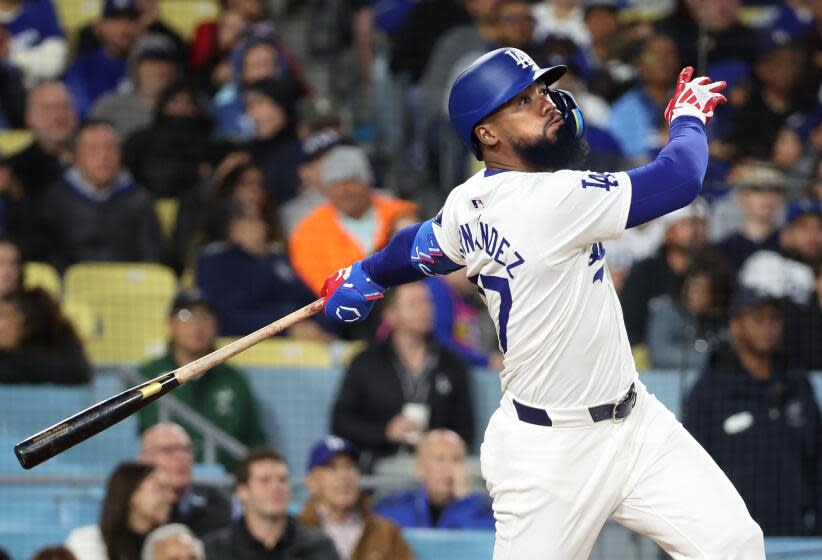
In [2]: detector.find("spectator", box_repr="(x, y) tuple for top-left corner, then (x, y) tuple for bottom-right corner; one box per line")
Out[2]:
(196, 204), (325, 338)
(289, 145), (416, 296)
(332, 282), (474, 470)
(684, 288), (822, 536)
(138, 423), (232, 537)
(281, 129), (351, 235)
(212, 30), (306, 141)
(63, 0), (140, 116)
(374, 429), (494, 530)
(532, 0), (588, 47)
(583, 0), (632, 102)
(647, 251), (731, 371)
(191, 8), (246, 95)
(241, 78), (303, 204)
(300, 436), (412, 560)
(190, 0), (266, 72)
(138, 289), (266, 472)
(772, 110), (822, 180)
(608, 33), (679, 165)
(656, 0), (754, 68)
(621, 199), (709, 346)
(76, 0), (185, 60)
(123, 81), (212, 199)
(716, 163), (786, 273)
(66, 462), (174, 560)
(5, 82), (77, 260)
(40, 120), (164, 270)
(739, 198), (822, 305)
(141, 524), (205, 560)
(30, 547), (77, 560)
(0, 0), (67, 86)
(728, 37), (804, 160)
(91, 33), (180, 141)
(203, 447), (340, 560)
(0, 287), (90, 384)
(203, 158), (281, 244)
(783, 262), (822, 371)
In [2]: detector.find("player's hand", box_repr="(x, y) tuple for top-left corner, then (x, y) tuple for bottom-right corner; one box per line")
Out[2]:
(321, 261), (385, 323)
(664, 66), (727, 126)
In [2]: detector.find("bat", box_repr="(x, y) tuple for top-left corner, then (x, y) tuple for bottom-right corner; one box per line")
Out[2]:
(14, 298), (325, 470)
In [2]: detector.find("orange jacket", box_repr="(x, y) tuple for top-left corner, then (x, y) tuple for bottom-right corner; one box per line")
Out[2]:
(289, 194), (417, 295)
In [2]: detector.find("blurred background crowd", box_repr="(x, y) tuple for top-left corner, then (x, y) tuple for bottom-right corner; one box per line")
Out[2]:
(1, 0), (822, 558)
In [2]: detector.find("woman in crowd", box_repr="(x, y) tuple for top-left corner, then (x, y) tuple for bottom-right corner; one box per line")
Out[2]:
(66, 462), (174, 560)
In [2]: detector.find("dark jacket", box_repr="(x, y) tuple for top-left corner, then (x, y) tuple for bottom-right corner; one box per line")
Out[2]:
(203, 516), (340, 560)
(171, 482), (233, 537)
(684, 346), (822, 535)
(41, 169), (163, 270)
(0, 340), (90, 384)
(374, 487), (495, 530)
(332, 338), (475, 468)
(783, 298), (822, 372)
(716, 231), (780, 275)
(196, 243), (315, 336)
(619, 249), (678, 346)
(299, 495), (412, 560)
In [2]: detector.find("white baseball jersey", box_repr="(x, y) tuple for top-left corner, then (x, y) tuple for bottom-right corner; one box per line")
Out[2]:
(432, 168), (637, 407)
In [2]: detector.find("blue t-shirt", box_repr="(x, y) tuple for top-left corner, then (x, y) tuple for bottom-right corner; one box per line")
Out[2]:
(5, 0), (63, 50)
(63, 48), (127, 117)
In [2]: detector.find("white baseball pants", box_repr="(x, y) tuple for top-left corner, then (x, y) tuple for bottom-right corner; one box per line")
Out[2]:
(480, 381), (765, 559)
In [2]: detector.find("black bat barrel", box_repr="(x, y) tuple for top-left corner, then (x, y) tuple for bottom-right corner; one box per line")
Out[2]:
(14, 372), (180, 470)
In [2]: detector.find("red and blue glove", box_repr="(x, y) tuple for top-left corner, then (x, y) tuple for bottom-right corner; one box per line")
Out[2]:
(321, 261), (385, 323)
(664, 66), (727, 126)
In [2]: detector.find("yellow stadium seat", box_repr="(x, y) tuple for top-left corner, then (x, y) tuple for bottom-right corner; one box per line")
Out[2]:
(216, 337), (333, 368)
(53, 0), (101, 48)
(154, 198), (180, 247)
(63, 299), (98, 340)
(23, 262), (62, 297)
(64, 262), (177, 364)
(159, 0), (219, 40)
(0, 130), (34, 157)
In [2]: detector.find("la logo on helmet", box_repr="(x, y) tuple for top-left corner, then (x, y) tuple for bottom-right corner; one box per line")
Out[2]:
(505, 49), (535, 70)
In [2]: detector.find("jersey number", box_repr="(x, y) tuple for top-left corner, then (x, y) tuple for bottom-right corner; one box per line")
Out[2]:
(469, 274), (512, 353)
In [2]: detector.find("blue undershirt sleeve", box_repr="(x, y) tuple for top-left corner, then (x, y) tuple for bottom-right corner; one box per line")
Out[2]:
(625, 116), (708, 228)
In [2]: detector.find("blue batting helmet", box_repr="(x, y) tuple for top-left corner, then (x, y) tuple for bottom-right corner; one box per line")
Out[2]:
(448, 47), (585, 160)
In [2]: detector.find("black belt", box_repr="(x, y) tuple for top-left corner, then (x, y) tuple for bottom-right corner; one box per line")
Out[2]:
(512, 383), (637, 427)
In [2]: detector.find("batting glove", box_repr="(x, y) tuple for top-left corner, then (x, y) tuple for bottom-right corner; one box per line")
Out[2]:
(321, 261), (385, 323)
(664, 66), (727, 126)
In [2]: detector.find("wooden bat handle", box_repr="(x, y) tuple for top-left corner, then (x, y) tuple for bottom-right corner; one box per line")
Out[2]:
(174, 298), (325, 384)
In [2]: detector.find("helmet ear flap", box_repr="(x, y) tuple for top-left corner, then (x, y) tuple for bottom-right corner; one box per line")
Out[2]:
(548, 89), (585, 139)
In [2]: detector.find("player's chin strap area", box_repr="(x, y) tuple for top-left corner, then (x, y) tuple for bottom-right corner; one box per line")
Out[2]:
(506, 383), (637, 428)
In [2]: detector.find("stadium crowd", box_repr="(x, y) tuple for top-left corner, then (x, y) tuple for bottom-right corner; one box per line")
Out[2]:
(2, 0), (822, 557)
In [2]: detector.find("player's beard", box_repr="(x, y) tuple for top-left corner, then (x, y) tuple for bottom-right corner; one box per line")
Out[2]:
(512, 121), (590, 171)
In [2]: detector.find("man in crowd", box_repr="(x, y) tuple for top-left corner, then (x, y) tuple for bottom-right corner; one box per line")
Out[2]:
(91, 32), (179, 140)
(139, 422), (232, 537)
(138, 290), (266, 471)
(739, 198), (822, 304)
(142, 523), (205, 560)
(332, 282), (474, 471)
(4, 81), (77, 260)
(375, 429), (494, 530)
(203, 447), (339, 559)
(685, 288), (822, 535)
(783, 261), (822, 371)
(300, 436), (412, 560)
(63, 0), (141, 116)
(40, 119), (163, 270)
(289, 145), (416, 296)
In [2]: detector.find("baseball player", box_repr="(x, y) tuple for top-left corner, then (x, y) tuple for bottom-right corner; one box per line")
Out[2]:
(320, 48), (765, 559)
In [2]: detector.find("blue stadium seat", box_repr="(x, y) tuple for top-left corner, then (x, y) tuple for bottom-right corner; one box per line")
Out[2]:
(404, 529), (494, 560)
(243, 368), (344, 477)
(638, 370), (700, 419)
(0, 385), (91, 439)
(468, 368), (502, 452)
(0, 526), (70, 560)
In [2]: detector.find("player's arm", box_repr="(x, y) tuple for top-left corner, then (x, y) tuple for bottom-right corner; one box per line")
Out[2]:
(320, 218), (464, 323)
(625, 67), (726, 228)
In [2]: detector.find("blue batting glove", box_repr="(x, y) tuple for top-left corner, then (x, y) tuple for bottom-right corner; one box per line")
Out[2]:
(321, 261), (385, 323)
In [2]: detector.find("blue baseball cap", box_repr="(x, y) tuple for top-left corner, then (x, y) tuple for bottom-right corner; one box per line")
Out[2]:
(785, 198), (822, 226)
(307, 436), (358, 471)
(103, 0), (139, 18)
(729, 287), (782, 318)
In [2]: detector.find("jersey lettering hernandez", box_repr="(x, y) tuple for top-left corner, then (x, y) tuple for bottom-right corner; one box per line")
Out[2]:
(433, 169), (637, 407)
